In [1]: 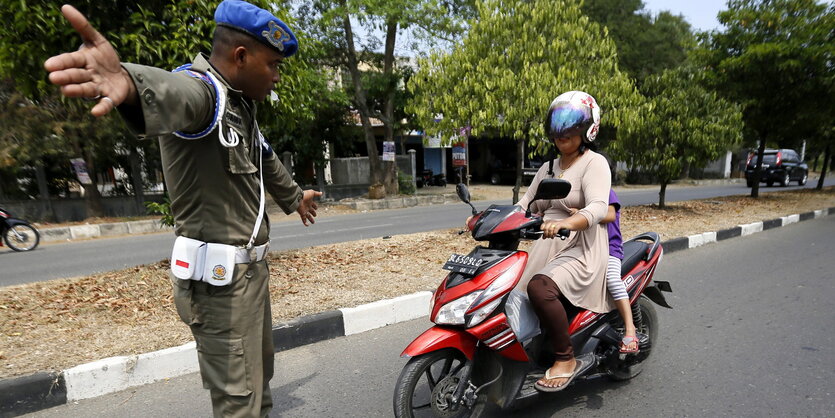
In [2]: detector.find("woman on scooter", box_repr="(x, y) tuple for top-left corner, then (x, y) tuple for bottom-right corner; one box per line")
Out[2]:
(516, 91), (614, 392)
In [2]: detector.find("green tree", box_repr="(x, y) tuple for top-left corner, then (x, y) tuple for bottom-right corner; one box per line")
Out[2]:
(0, 0), (326, 216)
(694, 0), (834, 196)
(582, 0), (696, 86)
(609, 67), (743, 207)
(302, 0), (474, 196)
(409, 0), (644, 202)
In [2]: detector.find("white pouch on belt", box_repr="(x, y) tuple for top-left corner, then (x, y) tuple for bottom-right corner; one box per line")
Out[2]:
(203, 243), (237, 286)
(171, 236), (207, 280)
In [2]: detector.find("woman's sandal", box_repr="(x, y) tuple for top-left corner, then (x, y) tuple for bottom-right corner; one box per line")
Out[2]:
(534, 355), (595, 393)
(619, 335), (640, 354)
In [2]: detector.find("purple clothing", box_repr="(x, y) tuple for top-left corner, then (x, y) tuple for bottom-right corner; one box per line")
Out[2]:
(608, 189), (623, 259)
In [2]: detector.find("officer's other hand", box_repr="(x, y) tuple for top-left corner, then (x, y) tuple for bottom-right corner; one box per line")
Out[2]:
(43, 5), (135, 117)
(297, 190), (322, 226)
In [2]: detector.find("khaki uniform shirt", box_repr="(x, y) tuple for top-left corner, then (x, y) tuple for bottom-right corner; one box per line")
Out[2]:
(119, 54), (302, 246)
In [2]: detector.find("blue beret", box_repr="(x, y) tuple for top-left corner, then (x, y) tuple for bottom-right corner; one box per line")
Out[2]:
(214, 0), (298, 57)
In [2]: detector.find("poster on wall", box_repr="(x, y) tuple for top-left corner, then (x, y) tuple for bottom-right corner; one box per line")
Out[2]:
(382, 141), (395, 161)
(452, 141), (467, 167)
(70, 158), (93, 185)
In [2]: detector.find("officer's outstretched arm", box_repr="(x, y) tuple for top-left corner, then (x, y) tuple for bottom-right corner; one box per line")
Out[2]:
(296, 190), (322, 226)
(43, 5), (138, 117)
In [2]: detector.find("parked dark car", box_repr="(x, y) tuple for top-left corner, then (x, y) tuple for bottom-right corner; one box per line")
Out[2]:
(745, 148), (808, 187)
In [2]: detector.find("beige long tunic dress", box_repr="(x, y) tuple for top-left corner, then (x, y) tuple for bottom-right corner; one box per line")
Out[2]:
(516, 150), (614, 314)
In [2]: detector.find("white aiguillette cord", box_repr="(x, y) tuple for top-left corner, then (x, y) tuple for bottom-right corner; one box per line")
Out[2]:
(245, 122), (266, 251)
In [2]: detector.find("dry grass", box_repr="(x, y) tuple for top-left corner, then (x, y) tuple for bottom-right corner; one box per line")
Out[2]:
(1, 186), (833, 379)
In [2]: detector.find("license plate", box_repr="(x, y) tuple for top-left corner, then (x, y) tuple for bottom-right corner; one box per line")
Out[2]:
(442, 254), (486, 275)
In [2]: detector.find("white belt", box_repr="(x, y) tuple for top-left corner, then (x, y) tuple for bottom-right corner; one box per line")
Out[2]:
(235, 242), (270, 264)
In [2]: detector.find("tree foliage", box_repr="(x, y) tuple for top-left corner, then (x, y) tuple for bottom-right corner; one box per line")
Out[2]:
(609, 67), (743, 207)
(0, 0), (330, 213)
(301, 0), (474, 196)
(693, 0), (834, 195)
(582, 0), (696, 86)
(408, 0), (644, 201)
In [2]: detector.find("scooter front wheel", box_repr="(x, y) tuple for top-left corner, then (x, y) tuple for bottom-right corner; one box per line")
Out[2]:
(393, 349), (485, 418)
(4, 224), (40, 252)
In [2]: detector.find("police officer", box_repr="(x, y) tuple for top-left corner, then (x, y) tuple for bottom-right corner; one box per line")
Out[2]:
(45, 1), (320, 416)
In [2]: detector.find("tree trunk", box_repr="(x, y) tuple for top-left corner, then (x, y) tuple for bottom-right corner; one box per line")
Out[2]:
(35, 164), (56, 222)
(74, 139), (105, 218)
(340, 7), (384, 194)
(750, 140), (767, 198)
(129, 146), (145, 215)
(817, 143), (830, 190)
(680, 159), (691, 180)
(315, 161), (327, 200)
(512, 138), (525, 204)
(658, 181), (667, 208)
(381, 16), (399, 195)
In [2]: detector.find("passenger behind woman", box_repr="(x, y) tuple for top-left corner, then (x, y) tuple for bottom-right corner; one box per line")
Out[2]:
(569, 189), (638, 353)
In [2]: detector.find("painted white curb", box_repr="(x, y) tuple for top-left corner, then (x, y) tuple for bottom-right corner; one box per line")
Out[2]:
(65, 342), (197, 401)
(341, 291), (432, 336)
(781, 214), (800, 226)
(688, 231), (716, 248)
(739, 221), (763, 236)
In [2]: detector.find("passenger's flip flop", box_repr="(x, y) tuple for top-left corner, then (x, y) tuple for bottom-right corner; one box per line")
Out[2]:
(534, 354), (595, 393)
(620, 335), (640, 354)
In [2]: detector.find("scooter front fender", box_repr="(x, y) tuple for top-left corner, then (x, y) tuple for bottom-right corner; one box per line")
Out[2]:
(401, 326), (477, 360)
(4, 218), (30, 228)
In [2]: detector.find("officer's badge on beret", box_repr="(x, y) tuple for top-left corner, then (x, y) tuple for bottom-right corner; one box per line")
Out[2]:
(215, 0), (298, 57)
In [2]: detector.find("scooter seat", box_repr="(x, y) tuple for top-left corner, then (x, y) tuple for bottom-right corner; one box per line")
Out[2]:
(621, 241), (649, 276)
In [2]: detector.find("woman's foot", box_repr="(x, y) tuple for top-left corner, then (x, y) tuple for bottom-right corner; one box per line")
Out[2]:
(620, 324), (639, 353)
(536, 358), (577, 390)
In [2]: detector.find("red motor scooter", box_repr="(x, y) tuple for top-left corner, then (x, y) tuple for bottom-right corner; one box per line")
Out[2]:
(393, 179), (672, 417)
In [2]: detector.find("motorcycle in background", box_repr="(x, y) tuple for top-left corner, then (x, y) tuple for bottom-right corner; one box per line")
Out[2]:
(416, 169), (448, 188)
(393, 180), (672, 417)
(0, 208), (41, 251)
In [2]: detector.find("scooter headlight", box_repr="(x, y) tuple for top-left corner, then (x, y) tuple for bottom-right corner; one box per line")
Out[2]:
(466, 298), (503, 327)
(434, 291), (482, 325)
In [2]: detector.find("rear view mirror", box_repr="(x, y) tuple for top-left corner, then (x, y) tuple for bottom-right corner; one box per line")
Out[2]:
(456, 183), (478, 215)
(527, 179), (571, 215)
(456, 183), (471, 203)
(532, 179), (571, 201)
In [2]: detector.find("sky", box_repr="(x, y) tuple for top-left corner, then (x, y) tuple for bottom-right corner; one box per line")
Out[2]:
(641, 0), (728, 32)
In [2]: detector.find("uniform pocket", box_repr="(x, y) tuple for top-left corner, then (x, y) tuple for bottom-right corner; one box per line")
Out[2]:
(170, 273), (199, 326)
(195, 334), (252, 396)
(222, 126), (257, 175)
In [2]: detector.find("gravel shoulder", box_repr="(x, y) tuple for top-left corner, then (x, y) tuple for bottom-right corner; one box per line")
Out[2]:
(1, 185), (833, 379)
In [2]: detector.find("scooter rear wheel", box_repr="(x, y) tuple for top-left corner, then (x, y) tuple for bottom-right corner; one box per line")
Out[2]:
(4, 224), (40, 252)
(607, 296), (658, 381)
(393, 349), (484, 418)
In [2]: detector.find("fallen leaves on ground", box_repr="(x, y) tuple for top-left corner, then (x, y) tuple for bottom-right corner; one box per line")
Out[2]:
(0, 187), (832, 378)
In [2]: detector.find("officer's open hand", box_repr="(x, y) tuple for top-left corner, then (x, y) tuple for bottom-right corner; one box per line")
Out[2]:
(43, 5), (136, 117)
(297, 190), (322, 226)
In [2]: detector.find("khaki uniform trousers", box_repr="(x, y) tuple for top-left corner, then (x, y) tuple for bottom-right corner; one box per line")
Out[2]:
(172, 260), (274, 418)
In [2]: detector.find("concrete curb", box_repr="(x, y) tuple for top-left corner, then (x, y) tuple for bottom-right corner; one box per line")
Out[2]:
(37, 195), (460, 243)
(2, 207), (832, 416)
(39, 220), (173, 243)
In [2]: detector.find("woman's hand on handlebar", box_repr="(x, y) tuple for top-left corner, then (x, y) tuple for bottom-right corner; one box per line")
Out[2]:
(542, 220), (570, 239)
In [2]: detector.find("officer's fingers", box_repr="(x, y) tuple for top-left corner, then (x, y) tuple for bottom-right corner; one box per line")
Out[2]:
(90, 96), (115, 118)
(45, 51), (89, 75)
(61, 5), (106, 47)
(59, 81), (99, 99)
(49, 68), (93, 89)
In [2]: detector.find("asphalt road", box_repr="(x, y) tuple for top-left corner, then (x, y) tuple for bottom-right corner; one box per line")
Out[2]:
(23, 215), (835, 417)
(22, 216), (835, 418)
(2, 178), (833, 287)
